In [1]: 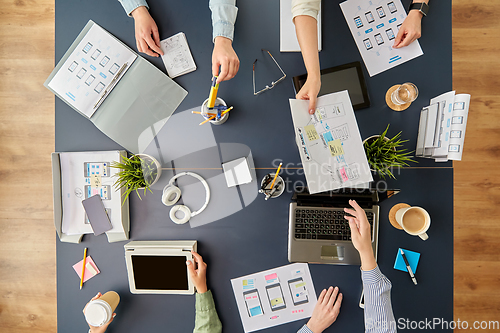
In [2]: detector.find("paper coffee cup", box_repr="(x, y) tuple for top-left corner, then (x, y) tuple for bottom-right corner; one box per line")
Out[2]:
(85, 291), (120, 327)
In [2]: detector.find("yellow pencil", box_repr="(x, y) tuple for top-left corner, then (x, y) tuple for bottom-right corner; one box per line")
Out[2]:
(269, 163), (282, 190)
(199, 106), (233, 125)
(80, 247), (87, 290)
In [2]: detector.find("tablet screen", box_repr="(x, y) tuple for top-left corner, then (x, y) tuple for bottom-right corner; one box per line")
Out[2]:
(131, 255), (188, 290)
(319, 67), (365, 106)
(292, 61), (370, 110)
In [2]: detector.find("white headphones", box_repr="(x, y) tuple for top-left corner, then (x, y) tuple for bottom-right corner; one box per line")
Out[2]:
(162, 172), (210, 224)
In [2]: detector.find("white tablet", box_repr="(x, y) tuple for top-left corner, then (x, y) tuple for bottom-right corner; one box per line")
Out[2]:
(124, 240), (197, 294)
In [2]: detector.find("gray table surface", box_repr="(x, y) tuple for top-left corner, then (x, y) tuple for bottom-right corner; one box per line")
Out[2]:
(55, 0), (453, 332)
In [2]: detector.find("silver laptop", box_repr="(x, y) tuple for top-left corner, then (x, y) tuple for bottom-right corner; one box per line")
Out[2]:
(288, 187), (384, 265)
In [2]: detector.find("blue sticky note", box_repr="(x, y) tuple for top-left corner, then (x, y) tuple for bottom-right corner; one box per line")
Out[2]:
(249, 305), (262, 317)
(394, 248), (420, 273)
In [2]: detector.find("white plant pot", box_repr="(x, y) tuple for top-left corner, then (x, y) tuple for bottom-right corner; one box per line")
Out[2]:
(135, 153), (162, 189)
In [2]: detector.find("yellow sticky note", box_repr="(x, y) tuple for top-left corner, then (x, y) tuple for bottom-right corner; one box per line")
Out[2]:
(91, 174), (102, 188)
(271, 298), (283, 306)
(328, 139), (344, 157)
(304, 125), (319, 141)
(295, 282), (306, 288)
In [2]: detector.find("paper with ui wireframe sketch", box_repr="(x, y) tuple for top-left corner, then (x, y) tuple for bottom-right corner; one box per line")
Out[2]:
(231, 263), (316, 333)
(290, 91), (373, 194)
(280, 0), (322, 52)
(47, 24), (137, 117)
(160, 32), (197, 78)
(340, 0), (423, 76)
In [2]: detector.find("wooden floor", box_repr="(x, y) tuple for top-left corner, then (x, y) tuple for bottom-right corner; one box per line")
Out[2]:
(0, 0), (498, 332)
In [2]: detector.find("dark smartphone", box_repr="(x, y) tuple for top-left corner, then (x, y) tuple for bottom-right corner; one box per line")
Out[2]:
(82, 194), (112, 235)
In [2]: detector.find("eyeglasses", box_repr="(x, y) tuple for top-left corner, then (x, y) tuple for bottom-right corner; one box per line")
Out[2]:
(253, 49), (287, 96)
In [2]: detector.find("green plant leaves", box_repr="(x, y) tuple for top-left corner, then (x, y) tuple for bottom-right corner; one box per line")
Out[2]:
(363, 124), (417, 179)
(110, 154), (157, 205)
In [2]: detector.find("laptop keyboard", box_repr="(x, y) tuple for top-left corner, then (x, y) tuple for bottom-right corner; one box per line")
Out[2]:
(294, 208), (374, 241)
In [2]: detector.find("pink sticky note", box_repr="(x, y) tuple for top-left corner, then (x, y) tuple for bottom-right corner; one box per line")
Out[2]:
(339, 167), (349, 182)
(73, 256), (100, 282)
(265, 273), (278, 281)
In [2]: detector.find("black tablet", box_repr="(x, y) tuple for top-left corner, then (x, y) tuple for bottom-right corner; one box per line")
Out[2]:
(292, 61), (370, 110)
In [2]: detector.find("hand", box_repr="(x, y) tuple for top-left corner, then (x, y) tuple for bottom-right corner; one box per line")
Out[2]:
(344, 200), (377, 271)
(306, 286), (343, 333)
(131, 6), (164, 57)
(186, 251), (208, 294)
(83, 293), (116, 333)
(212, 36), (239, 83)
(393, 10), (423, 48)
(296, 75), (321, 114)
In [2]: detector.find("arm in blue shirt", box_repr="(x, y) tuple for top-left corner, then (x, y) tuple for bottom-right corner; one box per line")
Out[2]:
(118, 0), (238, 42)
(118, 0), (148, 16)
(209, 0), (238, 41)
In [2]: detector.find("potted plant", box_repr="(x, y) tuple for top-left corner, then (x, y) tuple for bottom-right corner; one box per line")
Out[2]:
(111, 153), (162, 203)
(363, 125), (416, 179)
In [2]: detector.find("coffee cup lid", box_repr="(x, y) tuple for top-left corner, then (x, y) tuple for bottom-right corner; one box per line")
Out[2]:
(85, 300), (112, 327)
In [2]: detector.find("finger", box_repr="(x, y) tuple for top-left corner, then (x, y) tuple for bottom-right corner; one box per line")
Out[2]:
(323, 286), (334, 305)
(191, 251), (203, 265)
(393, 29), (405, 48)
(152, 29), (163, 56)
(186, 260), (196, 277)
(308, 94), (317, 114)
(333, 293), (343, 314)
(227, 60), (237, 81)
(234, 58), (240, 76)
(398, 32), (417, 48)
(317, 288), (327, 304)
(91, 292), (102, 301)
(327, 286), (340, 308)
(212, 61), (220, 81)
(349, 199), (365, 217)
(217, 61), (229, 83)
(139, 39), (156, 57)
(144, 35), (161, 56)
(343, 207), (357, 217)
(347, 218), (361, 237)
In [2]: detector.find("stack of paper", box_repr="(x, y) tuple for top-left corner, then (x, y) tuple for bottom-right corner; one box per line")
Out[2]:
(416, 92), (470, 162)
(160, 32), (197, 78)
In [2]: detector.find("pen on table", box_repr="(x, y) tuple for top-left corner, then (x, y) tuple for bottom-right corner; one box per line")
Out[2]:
(93, 62), (128, 109)
(80, 247), (87, 290)
(268, 163), (282, 191)
(199, 106), (233, 125)
(400, 248), (417, 285)
(207, 76), (219, 108)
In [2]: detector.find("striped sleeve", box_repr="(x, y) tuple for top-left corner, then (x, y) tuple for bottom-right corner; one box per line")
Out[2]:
(362, 266), (397, 333)
(291, 0), (320, 20)
(297, 324), (314, 333)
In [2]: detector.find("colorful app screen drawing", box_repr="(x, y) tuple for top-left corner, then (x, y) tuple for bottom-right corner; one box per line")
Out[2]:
(266, 283), (286, 311)
(288, 278), (309, 306)
(243, 289), (263, 317)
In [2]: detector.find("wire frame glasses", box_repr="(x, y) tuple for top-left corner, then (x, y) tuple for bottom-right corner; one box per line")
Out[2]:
(253, 49), (287, 96)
